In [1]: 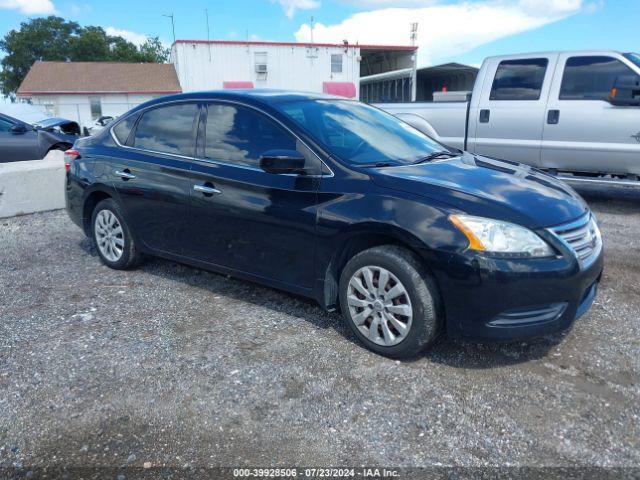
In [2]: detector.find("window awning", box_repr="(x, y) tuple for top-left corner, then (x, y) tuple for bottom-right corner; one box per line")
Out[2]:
(223, 81), (254, 89)
(323, 82), (356, 98)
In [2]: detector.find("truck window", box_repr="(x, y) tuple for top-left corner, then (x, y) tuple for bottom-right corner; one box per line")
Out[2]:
(560, 56), (639, 101)
(489, 58), (548, 101)
(624, 53), (640, 68)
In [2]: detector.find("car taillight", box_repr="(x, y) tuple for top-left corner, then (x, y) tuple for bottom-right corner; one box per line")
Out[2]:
(64, 149), (80, 172)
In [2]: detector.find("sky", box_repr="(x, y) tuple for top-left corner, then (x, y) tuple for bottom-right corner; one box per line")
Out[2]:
(0, 0), (638, 67)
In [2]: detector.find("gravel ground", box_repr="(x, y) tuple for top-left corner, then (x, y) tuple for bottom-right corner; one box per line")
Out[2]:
(0, 187), (639, 478)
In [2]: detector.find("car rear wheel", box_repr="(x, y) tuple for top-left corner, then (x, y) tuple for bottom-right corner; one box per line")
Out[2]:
(91, 198), (140, 270)
(338, 245), (441, 358)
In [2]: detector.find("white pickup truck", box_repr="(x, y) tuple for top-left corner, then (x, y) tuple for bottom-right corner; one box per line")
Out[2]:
(378, 50), (640, 187)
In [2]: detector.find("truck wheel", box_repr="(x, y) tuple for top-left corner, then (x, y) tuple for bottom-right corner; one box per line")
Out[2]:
(91, 198), (140, 270)
(338, 245), (441, 358)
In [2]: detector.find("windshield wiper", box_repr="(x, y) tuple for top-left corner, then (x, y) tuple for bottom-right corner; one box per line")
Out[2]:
(412, 151), (459, 165)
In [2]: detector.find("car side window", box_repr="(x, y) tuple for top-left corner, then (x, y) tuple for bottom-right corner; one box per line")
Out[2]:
(0, 117), (14, 132)
(490, 58), (548, 101)
(204, 103), (297, 167)
(560, 56), (639, 101)
(112, 113), (139, 145)
(132, 103), (198, 156)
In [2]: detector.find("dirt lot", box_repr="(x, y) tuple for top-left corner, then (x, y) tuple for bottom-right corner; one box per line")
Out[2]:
(0, 187), (639, 477)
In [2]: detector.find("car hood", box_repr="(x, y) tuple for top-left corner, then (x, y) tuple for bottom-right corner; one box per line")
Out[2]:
(33, 117), (81, 136)
(369, 153), (588, 229)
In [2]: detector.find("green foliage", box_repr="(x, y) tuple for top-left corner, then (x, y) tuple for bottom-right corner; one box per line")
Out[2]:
(139, 37), (170, 63)
(0, 16), (169, 95)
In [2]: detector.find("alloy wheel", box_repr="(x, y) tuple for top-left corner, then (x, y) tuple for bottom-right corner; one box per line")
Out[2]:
(347, 265), (413, 346)
(94, 210), (125, 262)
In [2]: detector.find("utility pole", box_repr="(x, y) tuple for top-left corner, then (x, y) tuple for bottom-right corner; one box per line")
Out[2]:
(163, 14), (176, 44)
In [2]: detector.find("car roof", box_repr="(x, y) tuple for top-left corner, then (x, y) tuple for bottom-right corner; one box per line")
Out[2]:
(133, 89), (350, 112)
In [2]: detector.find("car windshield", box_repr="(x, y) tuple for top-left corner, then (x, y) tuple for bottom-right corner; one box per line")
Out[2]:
(624, 53), (640, 68)
(276, 99), (446, 166)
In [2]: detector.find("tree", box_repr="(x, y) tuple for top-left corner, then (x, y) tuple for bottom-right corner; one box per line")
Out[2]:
(68, 26), (111, 61)
(0, 16), (168, 96)
(0, 16), (80, 95)
(139, 37), (170, 63)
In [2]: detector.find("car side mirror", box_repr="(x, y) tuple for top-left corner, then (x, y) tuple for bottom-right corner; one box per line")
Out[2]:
(259, 149), (307, 175)
(609, 75), (640, 106)
(10, 124), (28, 134)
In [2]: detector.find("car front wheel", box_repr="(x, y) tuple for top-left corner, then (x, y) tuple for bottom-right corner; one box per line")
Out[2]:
(91, 198), (140, 270)
(339, 245), (441, 358)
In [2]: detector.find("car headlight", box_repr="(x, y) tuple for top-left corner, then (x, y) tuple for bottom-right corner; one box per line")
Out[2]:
(449, 214), (554, 258)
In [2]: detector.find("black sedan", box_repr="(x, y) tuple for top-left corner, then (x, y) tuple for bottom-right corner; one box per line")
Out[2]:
(0, 112), (78, 162)
(65, 91), (603, 358)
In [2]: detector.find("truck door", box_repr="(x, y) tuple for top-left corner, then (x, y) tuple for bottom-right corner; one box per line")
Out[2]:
(469, 54), (557, 167)
(541, 53), (640, 175)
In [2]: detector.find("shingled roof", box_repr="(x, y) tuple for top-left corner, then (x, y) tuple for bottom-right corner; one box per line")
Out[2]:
(17, 61), (182, 96)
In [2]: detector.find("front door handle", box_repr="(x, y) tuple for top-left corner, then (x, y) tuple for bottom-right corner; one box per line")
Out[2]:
(194, 183), (222, 196)
(479, 109), (490, 123)
(547, 109), (560, 124)
(115, 169), (136, 180)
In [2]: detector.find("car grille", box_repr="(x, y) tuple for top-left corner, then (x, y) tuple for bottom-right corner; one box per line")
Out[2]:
(550, 214), (602, 267)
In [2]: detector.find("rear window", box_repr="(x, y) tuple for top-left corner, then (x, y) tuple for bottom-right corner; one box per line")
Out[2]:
(132, 103), (198, 156)
(112, 114), (138, 144)
(490, 58), (548, 101)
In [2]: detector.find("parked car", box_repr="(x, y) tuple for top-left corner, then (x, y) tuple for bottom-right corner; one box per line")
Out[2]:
(0, 112), (78, 163)
(65, 91), (603, 358)
(378, 50), (640, 187)
(33, 117), (81, 136)
(83, 115), (115, 137)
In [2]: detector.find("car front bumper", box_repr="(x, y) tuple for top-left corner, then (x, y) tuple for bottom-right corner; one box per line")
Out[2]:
(433, 248), (604, 342)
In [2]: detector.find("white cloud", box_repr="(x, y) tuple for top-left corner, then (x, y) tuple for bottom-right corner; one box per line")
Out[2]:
(274, 0), (320, 18)
(105, 27), (148, 46)
(0, 0), (55, 14)
(295, 0), (584, 66)
(584, 0), (604, 13)
(516, 0), (582, 15)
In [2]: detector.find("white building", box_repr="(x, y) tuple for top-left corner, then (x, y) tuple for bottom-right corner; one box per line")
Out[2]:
(171, 40), (417, 101)
(17, 62), (182, 129)
(15, 40), (418, 130)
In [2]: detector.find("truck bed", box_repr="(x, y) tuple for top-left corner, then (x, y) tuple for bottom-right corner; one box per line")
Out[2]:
(376, 102), (468, 150)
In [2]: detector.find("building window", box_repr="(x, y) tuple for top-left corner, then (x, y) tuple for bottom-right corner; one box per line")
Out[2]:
(254, 52), (268, 80)
(489, 58), (548, 101)
(89, 96), (102, 120)
(331, 54), (343, 74)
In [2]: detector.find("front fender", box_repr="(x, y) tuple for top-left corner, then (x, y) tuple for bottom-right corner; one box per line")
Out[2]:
(313, 191), (460, 308)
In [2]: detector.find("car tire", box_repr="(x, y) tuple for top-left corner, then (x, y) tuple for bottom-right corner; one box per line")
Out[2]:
(338, 245), (441, 358)
(91, 198), (140, 270)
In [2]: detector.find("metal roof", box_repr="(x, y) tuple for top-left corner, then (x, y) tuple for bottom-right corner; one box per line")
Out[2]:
(173, 40), (417, 51)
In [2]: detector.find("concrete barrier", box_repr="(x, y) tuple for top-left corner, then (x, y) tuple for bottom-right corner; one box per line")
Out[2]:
(0, 150), (66, 219)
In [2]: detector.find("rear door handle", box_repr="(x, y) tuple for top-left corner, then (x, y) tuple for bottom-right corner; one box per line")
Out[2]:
(547, 109), (560, 124)
(115, 169), (136, 180)
(194, 184), (222, 196)
(479, 109), (490, 123)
